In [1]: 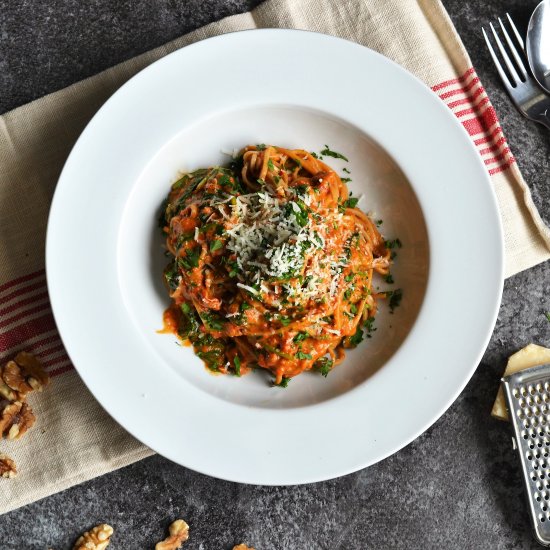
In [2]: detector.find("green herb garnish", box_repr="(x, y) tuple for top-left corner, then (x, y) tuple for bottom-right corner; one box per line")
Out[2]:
(385, 238), (402, 249)
(387, 288), (403, 312)
(348, 326), (364, 347)
(210, 240), (223, 252)
(314, 357), (333, 377)
(320, 145), (349, 161)
(343, 197), (359, 209)
(276, 376), (291, 388)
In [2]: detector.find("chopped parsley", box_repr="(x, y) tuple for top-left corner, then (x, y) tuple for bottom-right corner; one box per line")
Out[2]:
(275, 376), (291, 388)
(164, 262), (180, 291)
(314, 357), (333, 377)
(201, 312), (225, 331)
(286, 199), (309, 227)
(385, 238), (402, 249)
(384, 273), (394, 284)
(178, 248), (200, 270)
(348, 326), (364, 347)
(210, 239), (223, 252)
(342, 167), (351, 174)
(234, 355), (241, 376)
(296, 351), (312, 360)
(293, 332), (308, 343)
(267, 159), (275, 171)
(364, 316), (377, 337)
(341, 177), (352, 184)
(320, 145), (349, 161)
(387, 288), (403, 313)
(343, 197), (359, 209)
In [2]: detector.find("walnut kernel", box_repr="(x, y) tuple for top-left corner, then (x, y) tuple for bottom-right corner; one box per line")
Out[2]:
(73, 523), (113, 550)
(155, 519), (189, 550)
(0, 352), (49, 400)
(0, 400), (36, 439)
(13, 351), (50, 391)
(0, 453), (16, 478)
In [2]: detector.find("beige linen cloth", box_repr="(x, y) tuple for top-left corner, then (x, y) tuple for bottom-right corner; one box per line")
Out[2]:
(1, 0), (549, 514)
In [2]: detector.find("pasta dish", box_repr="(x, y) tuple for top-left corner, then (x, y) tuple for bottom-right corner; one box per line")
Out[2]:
(159, 145), (396, 386)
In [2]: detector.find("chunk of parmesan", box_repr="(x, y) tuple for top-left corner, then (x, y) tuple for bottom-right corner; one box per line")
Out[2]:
(492, 344), (550, 421)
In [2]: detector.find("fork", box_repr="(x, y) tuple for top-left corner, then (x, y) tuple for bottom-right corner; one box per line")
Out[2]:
(483, 13), (550, 130)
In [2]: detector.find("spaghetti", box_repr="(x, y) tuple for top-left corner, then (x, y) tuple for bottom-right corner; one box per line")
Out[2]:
(159, 145), (393, 385)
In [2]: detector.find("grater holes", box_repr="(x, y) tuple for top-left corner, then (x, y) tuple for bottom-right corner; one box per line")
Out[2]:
(536, 395), (543, 404)
(530, 385), (536, 395)
(521, 386), (528, 397)
(537, 383), (544, 393)
(528, 397), (534, 407)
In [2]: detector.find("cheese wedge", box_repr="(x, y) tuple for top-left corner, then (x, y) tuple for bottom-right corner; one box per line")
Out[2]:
(492, 343), (550, 421)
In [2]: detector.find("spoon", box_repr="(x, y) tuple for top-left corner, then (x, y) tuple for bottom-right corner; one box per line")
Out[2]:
(527, 0), (550, 94)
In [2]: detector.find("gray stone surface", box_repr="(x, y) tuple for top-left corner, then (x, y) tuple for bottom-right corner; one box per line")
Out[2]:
(0, 0), (549, 548)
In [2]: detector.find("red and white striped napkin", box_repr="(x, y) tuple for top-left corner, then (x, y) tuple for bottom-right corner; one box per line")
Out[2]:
(0, 0), (549, 514)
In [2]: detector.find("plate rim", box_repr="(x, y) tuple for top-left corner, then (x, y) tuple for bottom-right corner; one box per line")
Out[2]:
(46, 28), (504, 485)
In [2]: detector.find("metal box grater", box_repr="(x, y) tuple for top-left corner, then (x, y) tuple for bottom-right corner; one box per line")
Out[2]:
(502, 364), (550, 546)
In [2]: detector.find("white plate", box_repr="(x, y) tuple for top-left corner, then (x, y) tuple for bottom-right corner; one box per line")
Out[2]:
(47, 29), (503, 485)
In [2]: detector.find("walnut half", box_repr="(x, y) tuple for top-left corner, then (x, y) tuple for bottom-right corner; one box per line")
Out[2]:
(73, 524), (113, 550)
(0, 453), (16, 478)
(0, 352), (50, 402)
(155, 519), (189, 550)
(0, 400), (35, 439)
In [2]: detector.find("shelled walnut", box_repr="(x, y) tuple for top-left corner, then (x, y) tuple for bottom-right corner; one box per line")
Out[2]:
(0, 400), (35, 439)
(0, 453), (16, 478)
(73, 523), (113, 550)
(0, 352), (50, 401)
(155, 519), (189, 550)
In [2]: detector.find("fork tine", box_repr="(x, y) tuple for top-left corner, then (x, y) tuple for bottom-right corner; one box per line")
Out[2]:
(507, 13), (525, 51)
(489, 22), (521, 86)
(483, 27), (513, 89)
(498, 17), (527, 80)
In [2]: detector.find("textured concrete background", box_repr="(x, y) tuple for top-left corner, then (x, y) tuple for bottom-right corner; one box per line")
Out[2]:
(0, 0), (549, 548)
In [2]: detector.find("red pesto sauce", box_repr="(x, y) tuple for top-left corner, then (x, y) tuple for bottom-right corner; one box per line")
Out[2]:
(159, 309), (225, 376)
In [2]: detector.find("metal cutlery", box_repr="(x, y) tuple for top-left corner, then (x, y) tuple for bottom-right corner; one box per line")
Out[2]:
(527, 0), (550, 94)
(483, 13), (550, 130)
